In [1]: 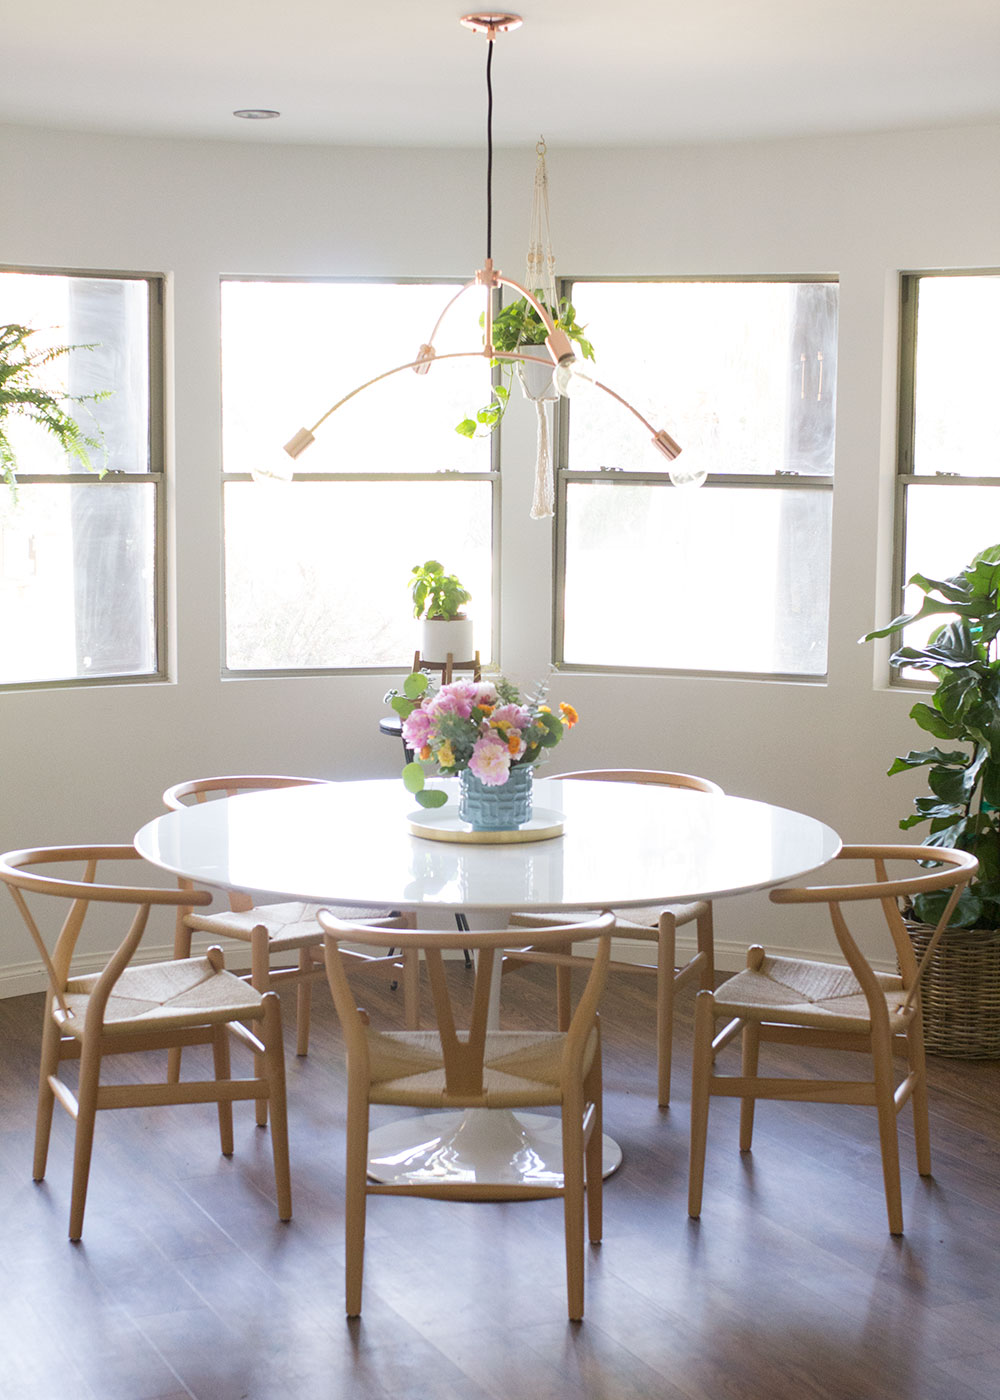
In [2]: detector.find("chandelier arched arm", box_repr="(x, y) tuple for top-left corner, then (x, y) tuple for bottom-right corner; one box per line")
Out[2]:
(283, 343), (681, 466)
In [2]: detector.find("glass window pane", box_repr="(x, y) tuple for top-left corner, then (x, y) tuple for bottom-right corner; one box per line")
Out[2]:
(221, 281), (494, 477)
(566, 281), (838, 477)
(563, 483), (830, 675)
(896, 485), (1000, 671)
(0, 483), (156, 683)
(224, 480), (493, 670)
(0, 271), (151, 476)
(913, 275), (1000, 477)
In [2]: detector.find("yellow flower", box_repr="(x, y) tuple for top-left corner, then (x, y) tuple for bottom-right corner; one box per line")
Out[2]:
(559, 702), (579, 728)
(437, 740), (456, 768)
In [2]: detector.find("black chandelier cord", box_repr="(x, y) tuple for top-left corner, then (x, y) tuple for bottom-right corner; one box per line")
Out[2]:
(486, 37), (494, 260)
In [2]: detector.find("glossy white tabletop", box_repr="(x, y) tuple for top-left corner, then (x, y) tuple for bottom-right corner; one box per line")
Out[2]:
(134, 778), (841, 912)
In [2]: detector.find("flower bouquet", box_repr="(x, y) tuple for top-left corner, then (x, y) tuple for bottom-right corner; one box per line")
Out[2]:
(389, 671), (577, 828)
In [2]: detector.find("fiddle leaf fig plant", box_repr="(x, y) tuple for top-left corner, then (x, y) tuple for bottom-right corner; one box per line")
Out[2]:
(0, 323), (107, 493)
(456, 295), (595, 439)
(863, 544), (1000, 929)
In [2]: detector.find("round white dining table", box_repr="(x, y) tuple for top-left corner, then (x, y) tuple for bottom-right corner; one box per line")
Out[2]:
(135, 776), (841, 1190)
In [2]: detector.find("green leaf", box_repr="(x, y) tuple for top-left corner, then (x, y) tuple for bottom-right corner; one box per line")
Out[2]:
(415, 788), (448, 809)
(455, 418), (477, 438)
(403, 671), (429, 699)
(907, 703), (962, 741)
(391, 695), (416, 719)
(402, 762), (426, 794)
(912, 888), (984, 929)
(981, 760), (1000, 808)
(887, 745), (969, 775)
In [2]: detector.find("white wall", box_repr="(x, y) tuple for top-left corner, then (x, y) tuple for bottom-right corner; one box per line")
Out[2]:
(1, 120), (998, 990)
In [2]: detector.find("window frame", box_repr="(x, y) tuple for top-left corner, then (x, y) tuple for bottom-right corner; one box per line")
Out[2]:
(553, 273), (837, 681)
(0, 265), (166, 693)
(218, 274), (501, 679)
(891, 268), (1000, 687)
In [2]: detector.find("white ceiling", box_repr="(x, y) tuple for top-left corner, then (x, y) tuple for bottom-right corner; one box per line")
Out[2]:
(1, 0), (999, 148)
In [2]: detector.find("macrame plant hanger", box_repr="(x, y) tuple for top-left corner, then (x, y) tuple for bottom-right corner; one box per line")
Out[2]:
(522, 138), (560, 519)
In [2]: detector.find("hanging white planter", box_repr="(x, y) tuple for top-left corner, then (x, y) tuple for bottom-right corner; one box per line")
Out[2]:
(418, 616), (475, 664)
(516, 349), (557, 403)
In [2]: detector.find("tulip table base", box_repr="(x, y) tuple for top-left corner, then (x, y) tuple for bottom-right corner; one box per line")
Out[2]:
(366, 1107), (623, 1192)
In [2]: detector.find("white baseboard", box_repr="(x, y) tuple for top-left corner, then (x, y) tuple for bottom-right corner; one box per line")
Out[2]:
(0, 932), (894, 1000)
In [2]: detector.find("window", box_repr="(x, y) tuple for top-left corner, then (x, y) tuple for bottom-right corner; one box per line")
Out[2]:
(220, 280), (497, 673)
(894, 271), (1000, 668)
(0, 269), (163, 688)
(556, 278), (838, 677)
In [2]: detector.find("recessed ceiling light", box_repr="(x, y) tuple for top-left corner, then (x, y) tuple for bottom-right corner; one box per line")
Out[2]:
(233, 109), (280, 120)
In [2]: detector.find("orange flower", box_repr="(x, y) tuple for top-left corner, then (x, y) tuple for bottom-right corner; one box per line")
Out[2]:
(507, 735), (521, 755)
(559, 702), (579, 727)
(420, 745), (432, 760)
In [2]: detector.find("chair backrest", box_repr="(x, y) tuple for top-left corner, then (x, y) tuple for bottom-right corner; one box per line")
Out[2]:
(769, 844), (978, 1015)
(162, 774), (326, 809)
(162, 776), (326, 913)
(0, 845), (213, 1024)
(320, 911), (615, 1098)
(557, 768), (723, 795)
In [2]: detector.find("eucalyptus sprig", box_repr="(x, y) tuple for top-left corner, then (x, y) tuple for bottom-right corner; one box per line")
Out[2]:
(863, 544), (1000, 928)
(0, 323), (108, 493)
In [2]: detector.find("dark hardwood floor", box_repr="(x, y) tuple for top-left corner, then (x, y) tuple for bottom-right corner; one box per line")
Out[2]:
(0, 962), (997, 1400)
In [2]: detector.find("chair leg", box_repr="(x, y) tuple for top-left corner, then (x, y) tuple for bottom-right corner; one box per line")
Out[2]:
(688, 990), (715, 1218)
(402, 949), (420, 1029)
(295, 946), (313, 1057)
(33, 1009), (61, 1182)
(167, 911), (194, 1083)
(871, 1026), (904, 1235)
(261, 993), (292, 1222)
(656, 916), (677, 1107)
(211, 1023), (234, 1156)
(344, 1089), (370, 1317)
(561, 1086), (586, 1322)
(907, 1011), (932, 1177)
(696, 904), (715, 991)
(584, 1035), (604, 1247)
(739, 1020), (760, 1152)
(250, 925), (271, 1127)
(68, 1036), (102, 1242)
(555, 946), (572, 1031)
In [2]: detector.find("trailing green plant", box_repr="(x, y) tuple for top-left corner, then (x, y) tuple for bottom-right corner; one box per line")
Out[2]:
(410, 559), (471, 621)
(455, 295), (595, 439)
(0, 323), (107, 493)
(864, 544), (1000, 929)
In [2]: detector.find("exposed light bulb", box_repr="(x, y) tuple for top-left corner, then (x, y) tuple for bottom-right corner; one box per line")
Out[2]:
(554, 358), (597, 399)
(250, 453), (295, 485)
(668, 459), (707, 489)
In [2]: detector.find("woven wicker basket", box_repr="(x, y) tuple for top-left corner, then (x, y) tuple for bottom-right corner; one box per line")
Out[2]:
(906, 921), (1000, 1059)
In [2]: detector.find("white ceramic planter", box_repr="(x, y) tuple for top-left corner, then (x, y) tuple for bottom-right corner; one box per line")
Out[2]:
(419, 616), (475, 664)
(516, 349), (557, 402)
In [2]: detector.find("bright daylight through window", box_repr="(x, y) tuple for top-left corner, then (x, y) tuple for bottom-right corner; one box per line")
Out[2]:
(893, 272), (1000, 669)
(557, 279), (838, 677)
(221, 280), (496, 672)
(0, 269), (161, 687)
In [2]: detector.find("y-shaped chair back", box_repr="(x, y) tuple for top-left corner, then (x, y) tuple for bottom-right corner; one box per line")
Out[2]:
(506, 767), (722, 1104)
(688, 843), (978, 1236)
(320, 910), (614, 1321)
(0, 844), (291, 1239)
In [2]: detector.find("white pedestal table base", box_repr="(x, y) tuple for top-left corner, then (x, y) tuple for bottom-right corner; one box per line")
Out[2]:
(367, 1107), (622, 1192)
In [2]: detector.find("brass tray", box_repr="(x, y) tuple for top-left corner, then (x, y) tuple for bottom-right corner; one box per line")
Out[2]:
(408, 806), (565, 845)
